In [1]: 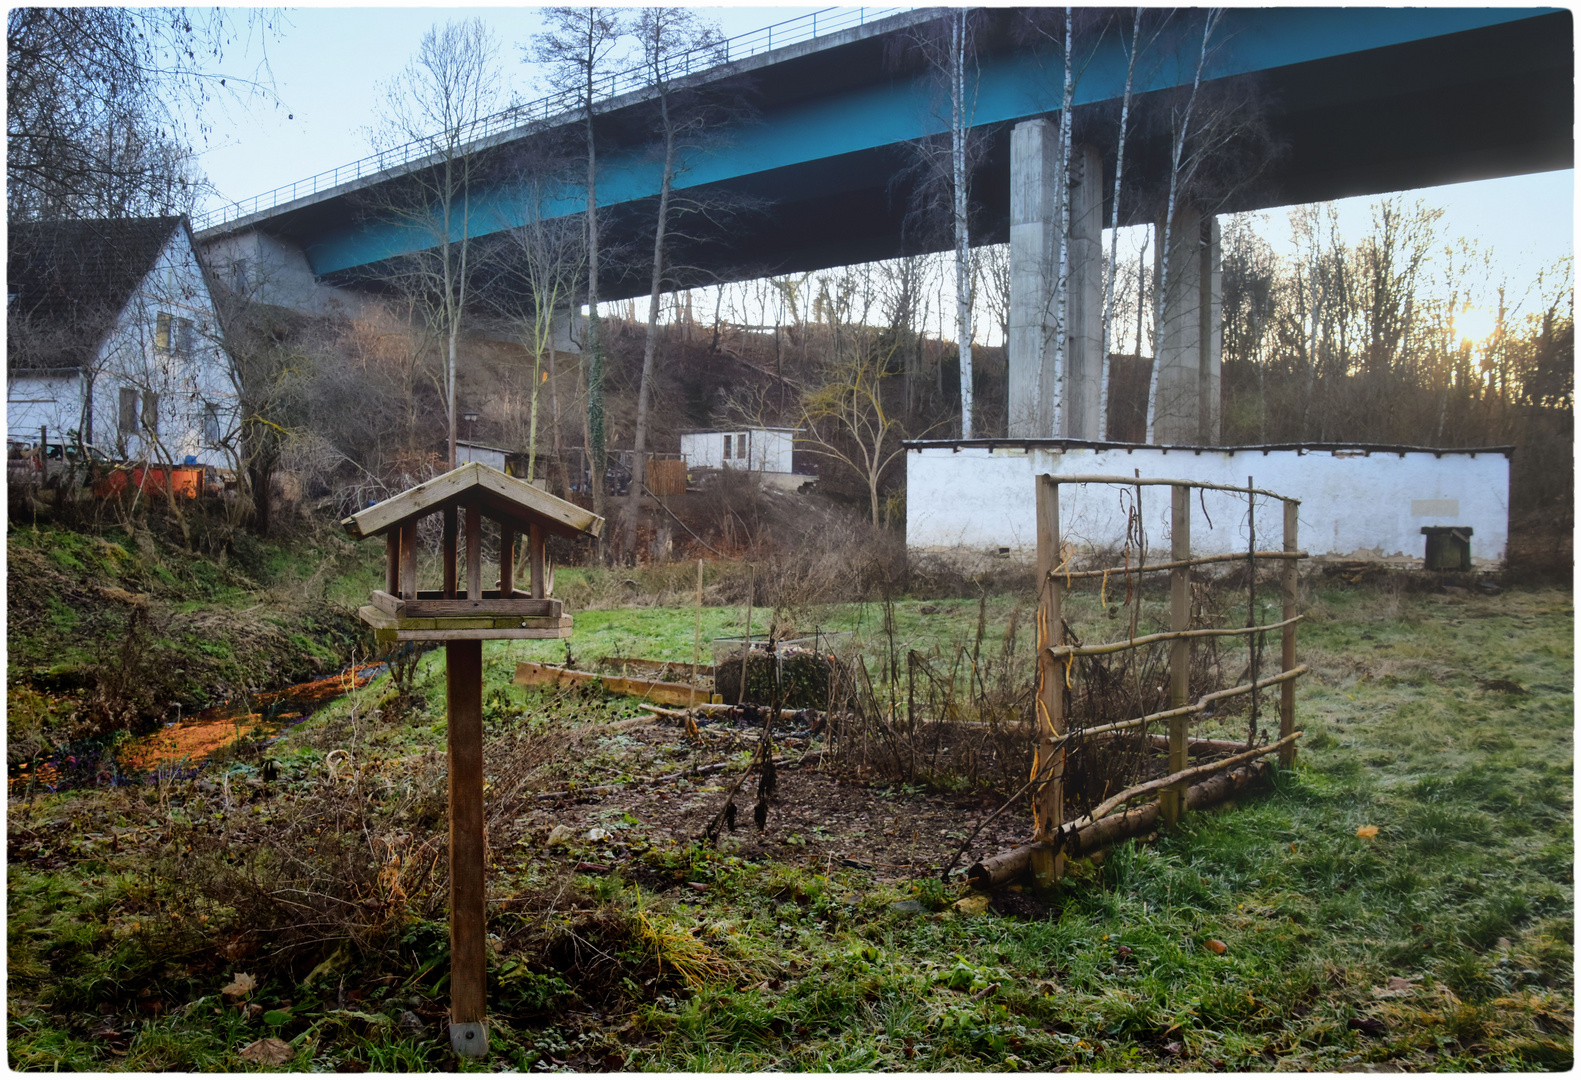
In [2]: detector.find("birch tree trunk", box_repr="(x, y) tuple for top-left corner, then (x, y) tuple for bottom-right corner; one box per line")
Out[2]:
(1049, 6), (1075, 436)
(951, 9), (975, 438)
(1098, 9), (1146, 442)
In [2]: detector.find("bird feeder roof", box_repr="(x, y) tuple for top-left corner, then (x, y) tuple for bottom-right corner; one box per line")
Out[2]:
(341, 462), (604, 541)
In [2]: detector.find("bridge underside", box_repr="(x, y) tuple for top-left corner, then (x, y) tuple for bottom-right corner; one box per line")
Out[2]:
(293, 10), (1570, 304)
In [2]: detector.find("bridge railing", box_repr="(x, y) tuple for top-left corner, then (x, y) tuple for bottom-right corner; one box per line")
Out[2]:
(192, 5), (916, 233)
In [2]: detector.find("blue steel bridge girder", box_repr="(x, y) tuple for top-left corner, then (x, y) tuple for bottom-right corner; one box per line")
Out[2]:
(201, 7), (1571, 300)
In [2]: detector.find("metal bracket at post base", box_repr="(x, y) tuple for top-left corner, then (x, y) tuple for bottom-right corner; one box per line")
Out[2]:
(450, 1021), (488, 1059)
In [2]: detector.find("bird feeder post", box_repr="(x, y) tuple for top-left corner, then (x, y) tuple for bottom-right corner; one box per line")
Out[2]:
(342, 463), (604, 1062)
(446, 638), (487, 1056)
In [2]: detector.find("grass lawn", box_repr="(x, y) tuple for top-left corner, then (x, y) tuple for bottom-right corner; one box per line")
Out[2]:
(7, 580), (1572, 1071)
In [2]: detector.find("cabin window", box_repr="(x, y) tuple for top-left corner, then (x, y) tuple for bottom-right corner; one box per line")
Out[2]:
(722, 434), (731, 460)
(155, 312), (172, 353)
(737, 433), (748, 460)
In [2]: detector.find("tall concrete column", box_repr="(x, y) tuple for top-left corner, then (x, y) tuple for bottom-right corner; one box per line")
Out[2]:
(1008, 120), (1103, 439)
(1151, 207), (1222, 444)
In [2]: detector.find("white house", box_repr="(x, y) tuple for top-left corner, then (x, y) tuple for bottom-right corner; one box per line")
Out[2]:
(8, 216), (237, 468)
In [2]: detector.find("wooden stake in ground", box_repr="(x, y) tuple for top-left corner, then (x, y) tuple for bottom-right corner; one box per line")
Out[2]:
(446, 640), (487, 1057)
(690, 559), (703, 730)
(737, 565), (754, 706)
(1162, 483), (1190, 828)
(1280, 498), (1299, 767)
(1030, 475), (1064, 885)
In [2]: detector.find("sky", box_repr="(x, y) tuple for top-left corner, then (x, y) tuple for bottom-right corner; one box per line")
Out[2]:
(192, 4), (1573, 333)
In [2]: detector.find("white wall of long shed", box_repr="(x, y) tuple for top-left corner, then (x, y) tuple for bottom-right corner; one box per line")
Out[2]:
(906, 443), (1510, 566)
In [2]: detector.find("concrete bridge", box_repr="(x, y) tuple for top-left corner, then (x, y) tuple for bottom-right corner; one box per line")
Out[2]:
(198, 6), (1571, 443)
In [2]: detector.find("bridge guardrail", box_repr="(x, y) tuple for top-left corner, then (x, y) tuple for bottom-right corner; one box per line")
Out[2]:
(193, 6), (916, 233)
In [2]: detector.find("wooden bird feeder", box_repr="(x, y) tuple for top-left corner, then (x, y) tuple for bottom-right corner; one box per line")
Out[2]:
(342, 462), (604, 1059)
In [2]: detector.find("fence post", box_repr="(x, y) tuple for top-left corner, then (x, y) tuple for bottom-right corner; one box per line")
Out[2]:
(1031, 474), (1064, 885)
(1280, 499), (1299, 767)
(1162, 484), (1191, 828)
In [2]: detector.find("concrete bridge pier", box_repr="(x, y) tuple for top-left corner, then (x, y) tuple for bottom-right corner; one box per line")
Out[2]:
(1150, 207), (1222, 445)
(1007, 119), (1103, 440)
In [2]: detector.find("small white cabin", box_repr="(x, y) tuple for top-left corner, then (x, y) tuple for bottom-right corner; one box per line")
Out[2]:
(680, 427), (799, 474)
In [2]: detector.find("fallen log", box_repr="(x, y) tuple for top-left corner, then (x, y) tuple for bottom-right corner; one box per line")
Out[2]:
(514, 661), (712, 707)
(964, 760), (1273, 890)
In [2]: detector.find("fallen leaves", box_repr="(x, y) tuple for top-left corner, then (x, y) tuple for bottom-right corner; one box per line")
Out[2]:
(953, 893), (991, 916)
(221, 972), (257, 1000)
(239, 1037), (295, 1065)
(1203, 938), (1228, 955)
(1355, 825), (1380, 839)
(1372, 975), (1420, 998)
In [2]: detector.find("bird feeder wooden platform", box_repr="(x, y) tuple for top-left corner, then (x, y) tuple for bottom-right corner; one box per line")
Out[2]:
(342, 463), (603, 1060)
(342, 462), (603, 643)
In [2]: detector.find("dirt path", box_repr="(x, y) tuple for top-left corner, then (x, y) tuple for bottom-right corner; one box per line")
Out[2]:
(515, 712), (1031, 883)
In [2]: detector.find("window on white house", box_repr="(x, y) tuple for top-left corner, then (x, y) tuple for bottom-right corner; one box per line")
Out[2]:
(154, 312), (194, 358)
(119, 387), (139, 434)
(142, 392), (159, 434)
(737, 433), (748, 460)
(722, 434), (731, 460)
(203, 403), (222, 443)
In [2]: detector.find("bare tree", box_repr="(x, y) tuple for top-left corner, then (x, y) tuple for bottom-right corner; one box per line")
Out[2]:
(506, 170), (588, 488)
(372, 18), (502, 469)
(622, 7), (727, 562)
(7, 7), (279, 220)
(894, 11), (990, 438)
(532, 7), (626, 539)
(798, 267), (922, 528)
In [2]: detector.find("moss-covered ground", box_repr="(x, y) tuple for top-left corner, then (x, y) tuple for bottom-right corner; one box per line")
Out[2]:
(7, 573), (1572, 1071)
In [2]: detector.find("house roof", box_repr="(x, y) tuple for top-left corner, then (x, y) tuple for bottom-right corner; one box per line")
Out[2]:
(341, 462), (605, 541)
(7, 216), (184, 372)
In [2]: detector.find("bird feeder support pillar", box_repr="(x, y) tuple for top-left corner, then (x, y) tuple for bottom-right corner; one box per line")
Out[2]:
(529, 523), (545, 600)
(443, 505), (458, 598)
(446, 639), (487, 1058)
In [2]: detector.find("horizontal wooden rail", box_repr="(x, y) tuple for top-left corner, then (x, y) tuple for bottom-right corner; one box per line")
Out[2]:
(1059, 549), (1309, 582)
(1074, 665), (1309, 740)
(1046, 615), (1304, 659)
(1198, 664), (1308, 707)
(1078, 731), (1302, 826)
(1038, 474), (1298, 503)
